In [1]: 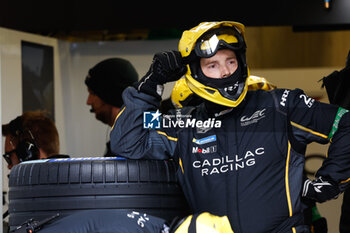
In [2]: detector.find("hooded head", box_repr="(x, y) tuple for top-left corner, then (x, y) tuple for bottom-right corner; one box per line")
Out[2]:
(85, 58), (138, 108)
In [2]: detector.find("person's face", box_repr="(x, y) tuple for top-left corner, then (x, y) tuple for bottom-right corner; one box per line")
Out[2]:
(200, 49), (238, 79)
(4, 136), (20, 169)
(86, 88), (113, 125)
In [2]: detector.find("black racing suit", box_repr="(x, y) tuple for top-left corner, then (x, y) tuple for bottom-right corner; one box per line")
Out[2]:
(110, 87), (350, 233)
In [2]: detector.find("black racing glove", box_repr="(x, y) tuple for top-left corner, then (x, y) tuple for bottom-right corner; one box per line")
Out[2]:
(302, 176), (340, 203)
(135, 51), (187, 99)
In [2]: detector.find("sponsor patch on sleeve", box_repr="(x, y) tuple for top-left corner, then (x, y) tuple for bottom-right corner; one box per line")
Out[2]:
(193, 135), (217, 145)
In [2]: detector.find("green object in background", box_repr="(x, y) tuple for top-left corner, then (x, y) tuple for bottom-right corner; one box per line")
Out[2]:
(312, 206), (323, 222)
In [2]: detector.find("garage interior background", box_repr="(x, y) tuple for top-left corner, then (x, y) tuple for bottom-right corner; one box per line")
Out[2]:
(1, 0), (350, 232)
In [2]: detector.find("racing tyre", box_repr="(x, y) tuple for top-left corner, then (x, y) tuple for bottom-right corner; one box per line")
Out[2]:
(8, 157), (189, 229)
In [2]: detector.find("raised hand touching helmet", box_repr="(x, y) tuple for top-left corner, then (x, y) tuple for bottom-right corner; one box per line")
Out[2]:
(179, 21), (248, 107)
(135, 51), (187, 99)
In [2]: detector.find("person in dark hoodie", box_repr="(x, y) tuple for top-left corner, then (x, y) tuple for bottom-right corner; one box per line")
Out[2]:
(85, 58), (138, 156)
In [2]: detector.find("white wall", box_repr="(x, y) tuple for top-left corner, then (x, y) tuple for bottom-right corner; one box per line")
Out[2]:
(0, 27), (67, 153)
(0, 27), (346, 232)
(0, 28), (67, 231)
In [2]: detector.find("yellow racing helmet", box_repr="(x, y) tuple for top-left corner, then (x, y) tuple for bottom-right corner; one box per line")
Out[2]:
(171, 78), (193, 108)
(247, 75), (277, 91)
(171, 75), (276, 109)
(179, 21), (248, 108)
(171, 78), (203, 108)
(173, 212), (234, 233)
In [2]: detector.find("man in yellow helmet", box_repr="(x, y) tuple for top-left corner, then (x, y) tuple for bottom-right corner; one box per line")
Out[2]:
(111, 21), (350, 233)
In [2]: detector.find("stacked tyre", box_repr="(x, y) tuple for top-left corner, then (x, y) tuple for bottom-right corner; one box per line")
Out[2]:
(8, 157), (189, 230)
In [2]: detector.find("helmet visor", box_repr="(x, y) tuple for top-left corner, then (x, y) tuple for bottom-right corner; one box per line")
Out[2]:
(194, 27), (244, 58)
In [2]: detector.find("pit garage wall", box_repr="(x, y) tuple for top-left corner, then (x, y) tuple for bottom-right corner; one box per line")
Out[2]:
(0, 26), (348, 232)
(0, 27), (67, 152)
(0, 27), (67, 232)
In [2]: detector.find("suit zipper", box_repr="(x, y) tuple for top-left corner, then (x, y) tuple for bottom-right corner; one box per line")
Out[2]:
(226, 112), (242, 233)
(234, 115), (243, 233)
